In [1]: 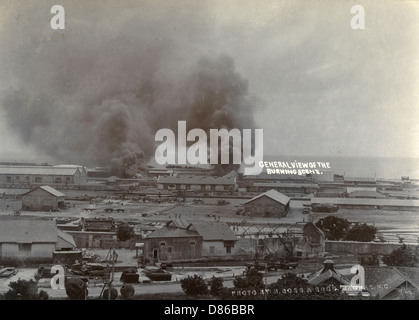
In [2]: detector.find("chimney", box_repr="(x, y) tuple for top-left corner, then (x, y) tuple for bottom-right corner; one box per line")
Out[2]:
(321, 259), (335, 273)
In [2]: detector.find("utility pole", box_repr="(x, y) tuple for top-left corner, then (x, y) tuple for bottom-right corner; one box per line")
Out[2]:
(99, 248), (118, 300)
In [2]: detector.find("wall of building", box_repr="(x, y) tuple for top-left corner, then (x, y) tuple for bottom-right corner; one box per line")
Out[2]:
(232, 235), (325, 259)
(143, 236), (203, 261)
(325, 241), (417, 255)
(244, 196), (288, 218)
(67, 231), (140, 249)
(0, 168), (88, 186)
(157, 183), (233, 192)
(231, 238), (257, 257)
(53, 250), (83, 265)
(22, 192), (63, 211)
(0, 242), (56, 264)
(202, 240), (229, 257)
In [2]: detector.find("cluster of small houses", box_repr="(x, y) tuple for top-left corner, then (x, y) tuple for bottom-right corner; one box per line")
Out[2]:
(2, 186), (315, 262)
(0, 164), (418, 299)
(1, 213), (418, 299)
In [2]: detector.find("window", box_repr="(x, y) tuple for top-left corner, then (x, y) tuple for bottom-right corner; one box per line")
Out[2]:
(210, 246), (215, 254)
(167, 247), (172, 253)
(15, 176), (20, 181)
(226, 246), (231, 254)
(35, 177), (42, 183)
(160, 241), (166, 247)
(26, 176), (30, 181)
(66, 177), (71, 182)
(54, 177), (62, 183)
(190, 241), (196, 246)
(19, 243), (32, 252)
(6, 176), (11, 183)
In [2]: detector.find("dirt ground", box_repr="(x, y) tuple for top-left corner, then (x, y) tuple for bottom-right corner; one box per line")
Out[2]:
(1, 193), (419, 243)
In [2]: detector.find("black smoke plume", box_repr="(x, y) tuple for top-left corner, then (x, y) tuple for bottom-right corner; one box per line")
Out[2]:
(0, 2), (260, 178)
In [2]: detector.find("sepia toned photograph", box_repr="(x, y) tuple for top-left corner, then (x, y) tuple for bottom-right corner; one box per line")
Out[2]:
(0, 0), (418, 305)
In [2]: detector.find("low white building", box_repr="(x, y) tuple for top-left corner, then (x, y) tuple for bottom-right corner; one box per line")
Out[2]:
(0, 217), (77, 264)
(157, 175), (236, 192)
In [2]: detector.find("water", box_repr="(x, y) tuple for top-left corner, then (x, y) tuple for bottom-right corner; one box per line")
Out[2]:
(262, 155), (419, 180)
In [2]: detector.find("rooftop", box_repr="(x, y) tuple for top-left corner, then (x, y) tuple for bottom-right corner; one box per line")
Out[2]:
(157, 175), (236, 185)
(0, 217), (58, 243)
(0, 165), (81, 176)
(244, 189), (290, 205)
(23, 185), (65, 198)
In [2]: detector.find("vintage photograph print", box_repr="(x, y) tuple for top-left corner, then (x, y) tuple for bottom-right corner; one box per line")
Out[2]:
(0, 0), (418, 304)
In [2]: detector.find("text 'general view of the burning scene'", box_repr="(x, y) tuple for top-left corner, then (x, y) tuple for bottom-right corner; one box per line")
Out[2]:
(0, 1), (418, 302)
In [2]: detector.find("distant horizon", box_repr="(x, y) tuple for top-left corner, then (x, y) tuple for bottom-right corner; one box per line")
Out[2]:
(0, 153), (418, 180)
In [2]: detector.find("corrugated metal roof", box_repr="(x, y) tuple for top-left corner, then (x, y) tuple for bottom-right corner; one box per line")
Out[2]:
(57, 229), (77, 247)
(147, 220), (237, 242)
(0, 166), (79, 176)
(40, 185), (65, 197)
(157, 175), (235, 185)
(145, 226), (201, 239)
(0, 218), (57, 243)
(22, 185), (65, 197)
(191, 221), (237, 241)
(307, 269), (351, 286)
(253, 182), (318, 188)
(344, 177), (377, 182)
(348, 190), (385, 198)
(168, 218), (190, 229)
(311, 197), (419, 207)
(244, 189), (290, 205)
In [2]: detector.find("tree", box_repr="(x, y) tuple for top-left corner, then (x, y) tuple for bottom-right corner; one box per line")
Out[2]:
(180, 274), (209, 297)
(103, 287), (118, 300)
(1, 279), (46, 300)
(233, 267), (264, 290)
(65, 277), (88, 300)
(359, 254), (379, 266)
(383, 244), (419, 267)
(267, 273), (360, 300)
(344, 223), (377, 242)
(117, 224), (135, 241)
(120, 284), (135, 299)
(208, 276), (224, 296)
(315, 216), (351, 240)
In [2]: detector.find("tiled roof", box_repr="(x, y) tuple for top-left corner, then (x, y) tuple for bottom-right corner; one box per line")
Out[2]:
(244, 189), (290, 205)
(364, 266), (419, 298)
(307, 268), (351, 286)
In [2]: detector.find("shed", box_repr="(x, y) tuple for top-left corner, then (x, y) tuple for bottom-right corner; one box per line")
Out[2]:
(243, 189), (290, 218)
(21, 185), (65, 211)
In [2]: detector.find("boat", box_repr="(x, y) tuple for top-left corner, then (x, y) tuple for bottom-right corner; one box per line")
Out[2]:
(0, 267), (18, 278)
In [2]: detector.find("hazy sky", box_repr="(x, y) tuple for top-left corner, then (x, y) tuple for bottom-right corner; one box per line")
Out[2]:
(0, 0), (418, 166)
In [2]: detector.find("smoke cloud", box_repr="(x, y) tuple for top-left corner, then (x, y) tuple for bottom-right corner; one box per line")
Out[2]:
(0, 1), (260, 178)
